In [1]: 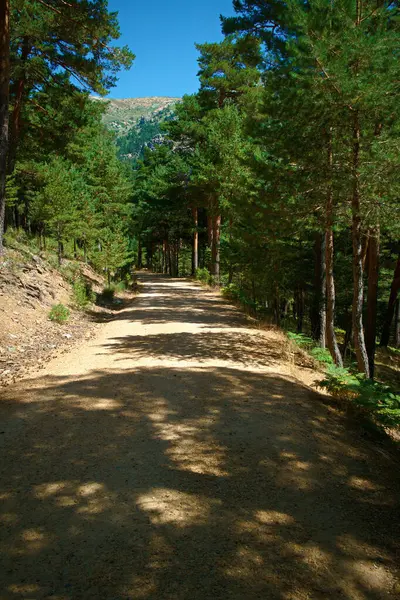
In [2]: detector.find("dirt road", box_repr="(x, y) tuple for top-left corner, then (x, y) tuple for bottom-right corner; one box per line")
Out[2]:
(0, 274), (399, 600)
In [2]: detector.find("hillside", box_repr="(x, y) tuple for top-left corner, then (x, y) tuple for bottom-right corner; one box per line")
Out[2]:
(97, 96), (180, 161)
(97, 96), (179, 133)
(0, 233), (133, 388)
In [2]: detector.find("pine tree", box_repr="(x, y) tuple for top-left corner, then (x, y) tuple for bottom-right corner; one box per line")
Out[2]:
(0, 0), (10, 254)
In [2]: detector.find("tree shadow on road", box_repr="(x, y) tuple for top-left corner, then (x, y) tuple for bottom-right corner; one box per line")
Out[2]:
(102, 330), (289, 368)
(1, 365), (399, 600)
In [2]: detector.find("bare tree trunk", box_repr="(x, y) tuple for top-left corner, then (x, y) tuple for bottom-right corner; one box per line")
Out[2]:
(326, 229), (343, 366)
(351, 110), (370, 377)
(343, 314), (352, 361)
(274, 285), (281, 326)
(207, 213), (214, 273)
(325, 130), (343, 366)
(228, 218), (234, 285)
(395, 299), (400, 348)
(380, 254), (400, 347)
(310, 234), (327, 345)
(7, 39), (31, 176)
(166, 239), (171, 275)
(365, 227), (380, 378)
(137, 238), (142, 269)
(57, 231), (63, 267)
(192, 207), (198, 275)
(211, 215), (221, 284)
(296, 287), (304, 333)
(0, 0), (10, 255)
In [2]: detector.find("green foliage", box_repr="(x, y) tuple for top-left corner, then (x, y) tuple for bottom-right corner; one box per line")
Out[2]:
(3, 227), (32, 250)
(310, 347), (334, 367)
(320, 367), (400, 428)
(10, 0), (134, 99)
(59, 263), (81, 284)
(195, 267), (212, 285)
(287, 332), (315, 351)
(72, 278), (95, 308)
(49, 304), (70, 324)
(101, 286), (115, 302)
(117, 107), (176, 162)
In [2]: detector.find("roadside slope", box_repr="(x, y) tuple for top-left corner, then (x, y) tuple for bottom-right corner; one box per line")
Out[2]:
(0, 274), (399, 600)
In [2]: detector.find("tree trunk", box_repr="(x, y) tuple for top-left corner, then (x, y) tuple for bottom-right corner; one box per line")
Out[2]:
(57, 234), (63, 266)
(325, 129), (343, 366)
(137, 238), (142, 269)
(380, 254), (400, 347)
(207, 213), (213, 273)
(192, 207), (198, 275)
(73, 238), (77, 259)
(146, 243), (153, 270)
(7, 39), (31, 176)
(351, 110), (370, 377)
(228, 217), (234, 285)
(311, 234), (327, 346)
(274, 286), (281, 327)
(166, 240), (171, 276)
(395, 299), (400, 348)
(296, 287), (304, 333)
(326, 229), (343, 366)
(211, 215), (221, 284)
(343, 314), (352, 361)
(365, 227), (380, 378)
(0, 0), (10, 255)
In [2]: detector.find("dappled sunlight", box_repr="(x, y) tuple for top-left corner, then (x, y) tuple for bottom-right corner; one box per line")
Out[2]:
(33, 480), (115, 515)
(137, 488), (217, 527)
(0, 274), (399, 599)
(256, 510), (296, 525)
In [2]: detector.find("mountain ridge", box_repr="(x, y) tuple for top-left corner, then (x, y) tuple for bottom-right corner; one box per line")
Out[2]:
(96, 96), (180, 134)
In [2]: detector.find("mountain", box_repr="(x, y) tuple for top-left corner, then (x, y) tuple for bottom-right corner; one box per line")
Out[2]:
(96, 96), (180, 134)
(95, 96), (180, 161)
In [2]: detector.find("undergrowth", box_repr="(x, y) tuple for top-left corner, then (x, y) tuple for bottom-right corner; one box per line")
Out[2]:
(49, 304), (70, 324)
(287, 332), (400, 430)
(320, 368), (400, 429)
(72, 278), (95, 308)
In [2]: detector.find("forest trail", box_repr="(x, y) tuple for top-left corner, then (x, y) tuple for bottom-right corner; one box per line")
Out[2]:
(0, 273), (399, 600)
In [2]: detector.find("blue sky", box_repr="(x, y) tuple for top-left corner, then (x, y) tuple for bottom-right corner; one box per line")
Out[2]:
(107, 0), (236, 99)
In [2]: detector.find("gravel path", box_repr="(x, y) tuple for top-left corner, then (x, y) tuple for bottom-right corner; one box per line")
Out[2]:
(0, 274), (399, 600)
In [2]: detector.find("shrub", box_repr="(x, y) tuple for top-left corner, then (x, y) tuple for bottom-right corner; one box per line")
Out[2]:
(60, 262), (81, 284)
(72, 278), (95, 308)
(222, 283), (241, 302)
(310, 346), (334, 366)
(113, 281), (127, 293)
(195, 267), (212, 285)
(49, 303), (70, 324)
(101, 286), (115, 302)
(320, 366), (400, 428)
(287, 331), (315, 351)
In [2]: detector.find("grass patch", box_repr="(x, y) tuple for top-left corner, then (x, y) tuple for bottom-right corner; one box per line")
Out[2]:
(49, 304), (70, 324)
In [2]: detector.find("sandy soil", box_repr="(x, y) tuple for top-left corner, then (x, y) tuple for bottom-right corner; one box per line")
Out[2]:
(0, 273), (399, 600)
